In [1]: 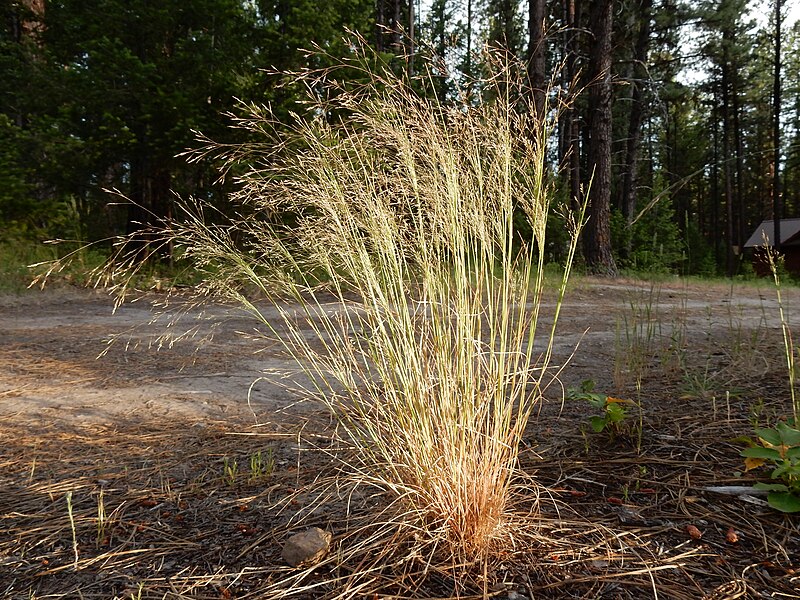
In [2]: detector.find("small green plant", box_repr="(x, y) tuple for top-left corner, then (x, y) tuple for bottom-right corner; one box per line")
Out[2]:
(741, 420), (800, 513)
(568, 379), (633, 435)
(679, 364), (718, 402)
(749, 397), (766, 429)
(129, 582), (144, 600)
(222, 457), (238, 486)
(614, 284), (662, 390)
(65, 491), (79, 568)
(96, 489), (107, 547)
(249, 449), (275, 482)
(636, 465), (648, 491)
(680, 365), (741, 422)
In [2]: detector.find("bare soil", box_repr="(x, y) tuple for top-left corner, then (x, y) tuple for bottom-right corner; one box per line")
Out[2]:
(1, 278), (799, 599)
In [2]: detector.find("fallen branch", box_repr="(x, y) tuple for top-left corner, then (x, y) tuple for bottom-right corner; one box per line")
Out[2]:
(701, 486), (770, 507)
(701, 486), (768, 496)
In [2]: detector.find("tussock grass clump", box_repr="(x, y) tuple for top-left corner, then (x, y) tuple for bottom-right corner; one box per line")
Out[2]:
(97, 47), (583, 574)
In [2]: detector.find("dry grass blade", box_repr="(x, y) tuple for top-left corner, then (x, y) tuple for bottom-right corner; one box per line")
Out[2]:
(64, 40), (586, 591)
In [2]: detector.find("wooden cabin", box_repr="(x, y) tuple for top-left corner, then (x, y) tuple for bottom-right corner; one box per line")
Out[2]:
(744, 218), (800, 277)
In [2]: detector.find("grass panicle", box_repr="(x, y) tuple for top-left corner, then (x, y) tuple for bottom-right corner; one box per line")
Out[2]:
(79, 45), (585, 581)
(763, 240), (799, 422)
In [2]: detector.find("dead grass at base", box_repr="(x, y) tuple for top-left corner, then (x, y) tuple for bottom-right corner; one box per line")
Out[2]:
(2, 381), (798, 600)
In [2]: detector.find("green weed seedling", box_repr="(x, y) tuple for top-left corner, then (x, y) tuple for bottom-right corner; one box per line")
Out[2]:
(129, 582), (144, 600)
(96, 489), (107, 548)
(222, 457), (239, 486)
(568, 379), (634, 435)
(741, 420), (800, 513)
(249, 449), (275, 483)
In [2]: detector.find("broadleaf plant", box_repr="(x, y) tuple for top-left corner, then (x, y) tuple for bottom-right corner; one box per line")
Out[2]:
(568, 380), (633, 435)
(741, 420), (800, 513)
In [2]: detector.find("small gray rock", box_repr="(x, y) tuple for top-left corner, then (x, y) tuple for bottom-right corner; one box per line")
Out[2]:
(281, 527), (333, 568)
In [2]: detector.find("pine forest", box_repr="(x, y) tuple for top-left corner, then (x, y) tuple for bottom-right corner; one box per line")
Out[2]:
(2, 0), (800, 278)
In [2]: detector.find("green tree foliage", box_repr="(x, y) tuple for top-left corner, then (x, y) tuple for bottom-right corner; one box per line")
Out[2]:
(486, 0), (523, 55)
(0, 114), (32, 229)
(784, 23), (800, 218)
(40, 0), (258, 247)
(0, 0), (374, 248)
(1, 0), (799, 278)
(419, 0), (465, 100)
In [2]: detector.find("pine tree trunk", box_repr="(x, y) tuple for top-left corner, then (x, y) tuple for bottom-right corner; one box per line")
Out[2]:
(466, 0), (472, 76)
(773, 0), (783, 247)
(584, 0), (617, 276)
(711, 92), (721, 266)
(393, 0), (402, 50)
(126, 153), (172, 263)
(721, 32), (735, 276)
(621, 0), (652, 254)
(528, 0), (546, 119)
(732, 67), (745, 252)
(408, 0), (415, 75)
(376, 0), (385, 51)
(559, 0), (581, 212)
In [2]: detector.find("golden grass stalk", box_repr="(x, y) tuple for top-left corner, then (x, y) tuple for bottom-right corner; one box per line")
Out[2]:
(91, 45), (584, 565)
(763, 241), (798, 422)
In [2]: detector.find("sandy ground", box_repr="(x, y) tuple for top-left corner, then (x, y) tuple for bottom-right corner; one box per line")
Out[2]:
(0, 277), (793, 430)
(3, 278), (800, 599)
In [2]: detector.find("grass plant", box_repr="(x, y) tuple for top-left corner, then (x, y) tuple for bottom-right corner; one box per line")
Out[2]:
(613, 284), (664, 451)
(248, 449), (274, 482)
(65, 491), (79, 569)
(0, 233), (108, 293)
(0, 238), (65, 293)
(95, 489), (106, 548)
(84, 44), (585, 584)
(763, 245), (799, 422)
(222, 457), (238, 487)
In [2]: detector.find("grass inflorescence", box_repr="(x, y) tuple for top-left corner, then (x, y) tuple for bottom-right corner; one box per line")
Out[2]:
(83, 44), (585, 588)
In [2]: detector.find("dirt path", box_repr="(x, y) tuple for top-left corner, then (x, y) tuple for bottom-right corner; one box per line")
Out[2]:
(2, 278), (799, 599)
(0, 289), (298, 426)
(0, 277), (793, 429)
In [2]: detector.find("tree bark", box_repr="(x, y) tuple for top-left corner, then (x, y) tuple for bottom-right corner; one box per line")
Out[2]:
(375, 0), (405, 53)
(732, 61), (745, 252)
(773, 0), (783, 248)
(584, 0), (617, 276)
(620, 0), (652, 249)
(393, 0), (402, 51)
(376, 0), (385, 51)
(722, 79), (735, 276)
(466, 0), (472, 76)
(527, 0), (546, 119)
(408, 0), (415, 75)
(721, 29), (735, 276)
(559, 0), (581, 212)
(126, 152), (172, 263)
(711, 88), (721, 265)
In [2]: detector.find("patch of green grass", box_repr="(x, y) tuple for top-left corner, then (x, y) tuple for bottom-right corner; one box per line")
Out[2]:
(0, 236), (108, 293)
(0, 238), (57, 293)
